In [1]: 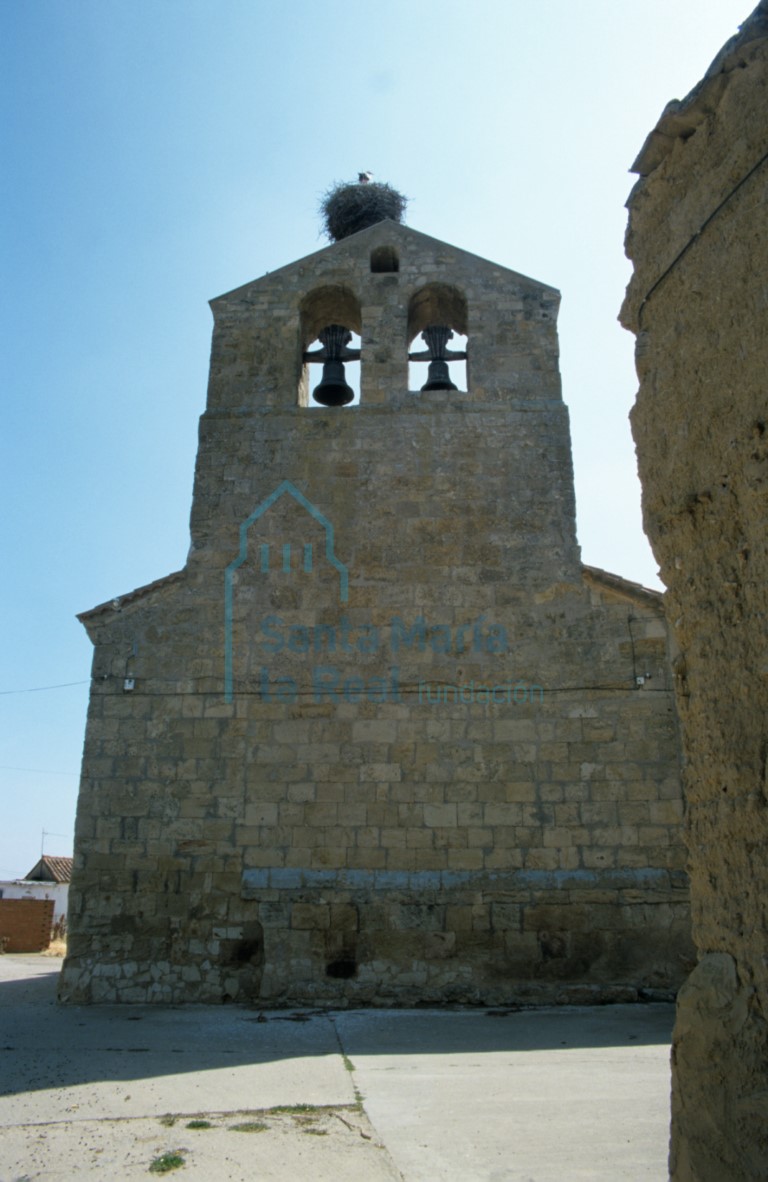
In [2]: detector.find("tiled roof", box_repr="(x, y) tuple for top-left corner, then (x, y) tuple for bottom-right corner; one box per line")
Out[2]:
(24, 855), (73, 883)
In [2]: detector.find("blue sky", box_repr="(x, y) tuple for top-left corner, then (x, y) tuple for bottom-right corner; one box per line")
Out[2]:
(0, 0), (751, 878)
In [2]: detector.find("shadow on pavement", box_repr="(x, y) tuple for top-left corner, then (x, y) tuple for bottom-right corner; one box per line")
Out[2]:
(0, 956), (674, 1100)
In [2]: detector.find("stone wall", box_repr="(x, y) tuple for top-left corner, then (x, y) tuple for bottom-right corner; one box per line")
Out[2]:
(60, 220), (691, 1007)
(621, 5), (768, 1178)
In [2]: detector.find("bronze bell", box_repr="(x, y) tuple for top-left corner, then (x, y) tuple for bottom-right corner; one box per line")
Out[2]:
(312, 325), (355, 406)
(420, 325), (458, 392)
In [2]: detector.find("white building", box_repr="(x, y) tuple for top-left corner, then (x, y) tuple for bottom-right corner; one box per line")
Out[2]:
(0, 855), (71, 926)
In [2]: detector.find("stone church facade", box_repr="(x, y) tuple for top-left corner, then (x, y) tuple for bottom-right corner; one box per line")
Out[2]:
(61, 219), (691, 1004)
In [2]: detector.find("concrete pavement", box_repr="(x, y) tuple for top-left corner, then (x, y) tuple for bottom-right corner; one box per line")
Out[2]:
(0, 955), (673, 1180)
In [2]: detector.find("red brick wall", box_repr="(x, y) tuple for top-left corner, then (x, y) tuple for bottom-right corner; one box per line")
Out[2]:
(0, 899), (54, 952)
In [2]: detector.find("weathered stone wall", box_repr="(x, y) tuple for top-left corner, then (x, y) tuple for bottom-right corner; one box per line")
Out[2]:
(621, 6), (768, 1178)
(61, 220), (690, 1007)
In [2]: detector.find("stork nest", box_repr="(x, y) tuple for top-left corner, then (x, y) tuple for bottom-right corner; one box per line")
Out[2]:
(320, 181), (408, 242)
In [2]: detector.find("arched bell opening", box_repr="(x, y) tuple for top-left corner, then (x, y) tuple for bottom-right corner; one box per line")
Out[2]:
(299, 286), (362, 408)
(407, 284), (468, 393)
(304, 328), (361, 406)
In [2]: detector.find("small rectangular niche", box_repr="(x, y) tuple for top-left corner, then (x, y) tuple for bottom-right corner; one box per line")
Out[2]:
(370, 246), (399, 273)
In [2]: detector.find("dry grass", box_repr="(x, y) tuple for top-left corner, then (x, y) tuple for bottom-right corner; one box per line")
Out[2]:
(42, 938), (67, 958)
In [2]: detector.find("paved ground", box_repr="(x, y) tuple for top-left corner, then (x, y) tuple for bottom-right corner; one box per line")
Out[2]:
(0, 955), (673, 1181)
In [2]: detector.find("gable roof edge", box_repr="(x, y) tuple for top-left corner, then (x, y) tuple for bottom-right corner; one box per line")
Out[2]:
(582, 564), (663, 608)
(78, 569), (186, 626)
(210, 221), (560, 307)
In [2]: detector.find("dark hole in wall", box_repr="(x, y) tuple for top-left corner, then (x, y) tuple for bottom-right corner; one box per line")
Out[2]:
(326, 957), (357, 979)
(370, 245), (399, 273)
(231, 938), (262, 964)
(220, 928), (264, 967)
